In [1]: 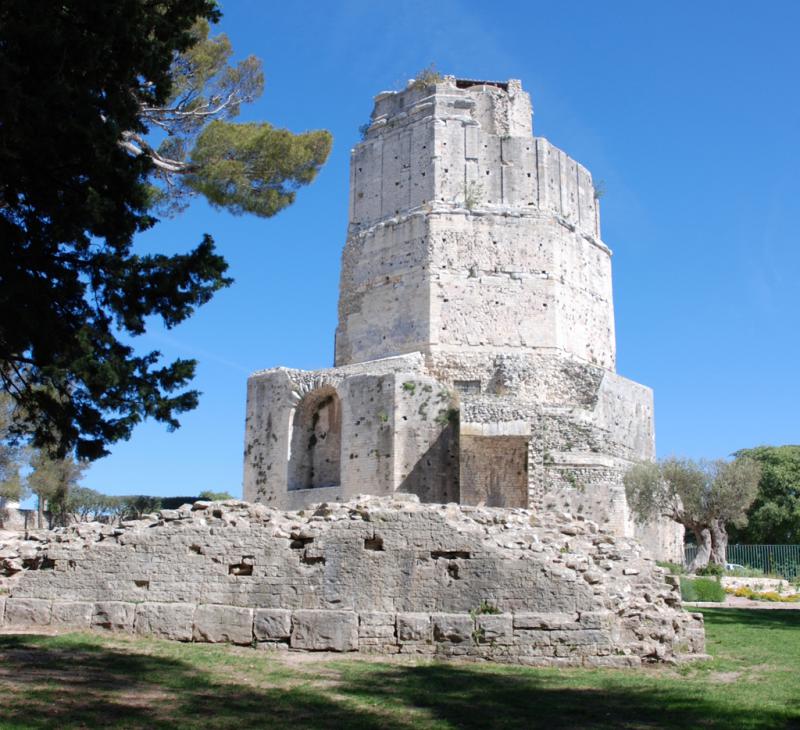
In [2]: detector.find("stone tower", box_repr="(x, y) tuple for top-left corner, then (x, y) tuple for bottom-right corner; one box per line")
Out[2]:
(244, 77), (680, 560)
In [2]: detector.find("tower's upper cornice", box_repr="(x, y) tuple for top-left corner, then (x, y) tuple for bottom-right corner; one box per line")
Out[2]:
(363, 76), (532, 140)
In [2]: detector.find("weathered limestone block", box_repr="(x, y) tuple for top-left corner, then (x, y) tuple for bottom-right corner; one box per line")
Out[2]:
(135, 602), (194, 641)
(291, 610), (358, 652)
(193, 605), (253, 645)
(550, 629), (610, 647)
(92, 602), (135, 631)
(5, 598), (51, 627)
(513, 629), (552, 648)
(432, 613), (473, 644)
(577, 611), (612, 630)
(0, 597), (5, 625)
(358, 612), (396, 640)
(358, 612), (399, 652)
(51, 601), (92, 629)
(253, 609), (292, 642)
(673, 613), (706, 655)
(476, 614), (513, 645)
(587, 655), (642, 668)
(513, 613), (580, 631)
(397, 612), (431, 643)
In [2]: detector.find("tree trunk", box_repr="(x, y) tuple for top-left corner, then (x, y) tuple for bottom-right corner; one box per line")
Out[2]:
(687, 526), (712, 572)
(709, 520), (728, 566)
(36, 494), (44, 529)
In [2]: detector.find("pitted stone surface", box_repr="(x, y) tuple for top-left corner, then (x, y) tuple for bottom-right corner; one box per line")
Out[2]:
(291, 610), (358, 652)
(5, 598), (51, 627)
(92, 602), (135, 632)
(51, 601), (93, 629)
(254, 609), (292, 641)
(193, 605), (253, 645)
(135, 602), (195, 641)
(1, 497), (705, 666)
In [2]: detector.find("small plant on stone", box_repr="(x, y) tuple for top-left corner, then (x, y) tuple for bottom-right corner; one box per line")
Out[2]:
(593, 179), (606, 200)
(470, 601), (501, 617)
(435, 407), (459, 426)
(470, 625), (486, 645)
(656, 560), (685, 576)
(402, 381), (416, 395)
(463, 180), (483, 210)
(409, 64), (443, 91)
(564, 471), (584, 492)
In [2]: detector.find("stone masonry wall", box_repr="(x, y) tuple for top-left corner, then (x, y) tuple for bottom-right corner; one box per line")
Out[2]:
(2, 497), (705, 667)
(336, 77), (614, 370)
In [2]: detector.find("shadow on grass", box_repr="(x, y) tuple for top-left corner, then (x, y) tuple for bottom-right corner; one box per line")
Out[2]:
(0, 634), (393, 730)
(334, 662), (799, 730)
(699, 607), (800, 630)
(0, 633), (798, 730)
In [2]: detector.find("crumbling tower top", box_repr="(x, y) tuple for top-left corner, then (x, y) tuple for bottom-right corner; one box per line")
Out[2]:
(336, 76), (615, 371)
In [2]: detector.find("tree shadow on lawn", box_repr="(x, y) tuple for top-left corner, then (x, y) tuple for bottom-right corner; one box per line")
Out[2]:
(0, 633), (798, 730)
(699, 607), (800, 630)
(333, 661), (800, 730)
(0, 634), (395, 730)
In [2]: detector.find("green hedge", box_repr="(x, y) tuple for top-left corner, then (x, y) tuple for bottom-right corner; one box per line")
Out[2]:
(680, 576), (726, 602)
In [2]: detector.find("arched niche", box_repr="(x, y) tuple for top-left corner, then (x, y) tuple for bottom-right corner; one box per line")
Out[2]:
(287, 386), (342, 490)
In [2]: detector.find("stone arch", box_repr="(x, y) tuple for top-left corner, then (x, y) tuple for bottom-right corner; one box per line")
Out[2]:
(287, 386), (342, 490)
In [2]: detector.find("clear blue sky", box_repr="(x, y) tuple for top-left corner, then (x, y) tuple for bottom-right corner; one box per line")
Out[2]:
(81, 0), (800, 499)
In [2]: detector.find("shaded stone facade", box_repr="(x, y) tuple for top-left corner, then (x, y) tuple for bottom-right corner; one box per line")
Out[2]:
(244, 76), (679, 560)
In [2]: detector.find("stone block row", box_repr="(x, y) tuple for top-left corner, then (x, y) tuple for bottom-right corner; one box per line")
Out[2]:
(0, 598), (660, 667)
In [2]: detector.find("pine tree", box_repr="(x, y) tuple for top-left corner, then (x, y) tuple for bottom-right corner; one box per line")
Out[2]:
(0, 2), (331, 460)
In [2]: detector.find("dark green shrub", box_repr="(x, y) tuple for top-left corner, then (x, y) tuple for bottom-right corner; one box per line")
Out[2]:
(697, 563), (724, 577)
(680, 576), (726, 602)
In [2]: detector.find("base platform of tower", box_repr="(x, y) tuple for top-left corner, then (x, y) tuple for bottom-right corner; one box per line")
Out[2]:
(243, 76), (680, 561)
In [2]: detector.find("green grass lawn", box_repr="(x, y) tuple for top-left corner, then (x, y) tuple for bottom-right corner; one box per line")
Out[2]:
(0, 608), (798, 729)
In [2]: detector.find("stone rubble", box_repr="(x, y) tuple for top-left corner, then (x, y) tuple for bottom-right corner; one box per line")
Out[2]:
(0, 496), (705, 666)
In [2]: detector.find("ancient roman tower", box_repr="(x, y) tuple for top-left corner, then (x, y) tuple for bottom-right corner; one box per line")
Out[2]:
(244, 77), (680, 560)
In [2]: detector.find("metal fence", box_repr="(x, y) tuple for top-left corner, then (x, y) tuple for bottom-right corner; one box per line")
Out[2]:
(683, 544), (800, 579)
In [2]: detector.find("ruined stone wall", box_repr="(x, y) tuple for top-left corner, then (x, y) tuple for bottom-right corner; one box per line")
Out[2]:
(1, 497), (705, 667)
(244, 357), (458, 508)
(0, 501), (36, 531)
(244, 348), (681, 561)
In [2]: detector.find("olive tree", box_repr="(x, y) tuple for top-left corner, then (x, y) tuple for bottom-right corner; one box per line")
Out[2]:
(624, 457), (761, 571)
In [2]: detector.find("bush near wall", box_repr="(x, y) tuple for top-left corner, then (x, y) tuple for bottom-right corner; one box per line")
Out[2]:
(681, 577), (726, 602)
